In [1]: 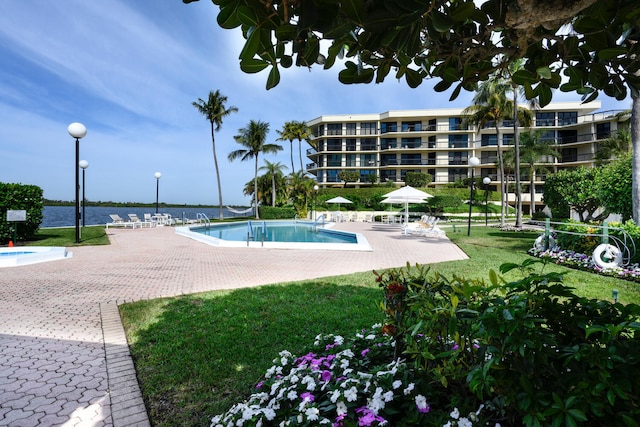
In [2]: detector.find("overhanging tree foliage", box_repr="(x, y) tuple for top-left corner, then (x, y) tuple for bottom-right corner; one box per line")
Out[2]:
(185, 0), (640, 221)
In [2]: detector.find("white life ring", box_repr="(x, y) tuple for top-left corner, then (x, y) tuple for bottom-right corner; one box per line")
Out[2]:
(534, 235), (556, 251)
(592, 244), (622, 269)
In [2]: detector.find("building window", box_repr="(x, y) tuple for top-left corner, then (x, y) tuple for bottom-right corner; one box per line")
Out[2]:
(540, 130), (555, 143)
(313, 125), (324, 137)
(558, 130), (577, 144)
(448, 168), (466, 182)
(346, 123), (356, 135)
(536, 112), (555, 127)
(345, 154), (356, 167)
(326, 138), (342, 151)
(360, 138), (377, 150)
(381, 170), (396, 181)
(316, 140), (325, 152)
(401, 121), (422, 132)
(327, 154), (342, 167)
(503, 134), (514, 146)
(427, 119), (437, 131)
(481, 151), (497, 164)
(558, 112), (578, 126)
(360, 122), (377, 135)
(401, 153), (422, 165)
(427, 152), (436, 165)
(327, 170), (339, 182)
(448, 134), (468, 148)
(327, 123), (342, 135)
(381, 138), (397, 149)
(360, 154), (376, 166)
(427, 135), (436, 148)
(360, 169), (375, 181)
(448, 152), (468, 165)
(596, 123), (611, 140)
(380, 122), (397, 133)
(381, 154), (397, 165)
(449, 117), (466, 131)
(401, 137), (421, 148)
(561, 148), (578, 163)
(481, 134), (497, 146)
(345, 138), (356, 151)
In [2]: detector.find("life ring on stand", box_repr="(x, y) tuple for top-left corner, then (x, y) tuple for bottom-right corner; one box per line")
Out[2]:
(533, 235), (556, 251)
(592, 244), (622, 269)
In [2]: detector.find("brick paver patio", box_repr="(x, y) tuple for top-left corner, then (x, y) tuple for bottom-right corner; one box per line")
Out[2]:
(0, 222), (467, 426)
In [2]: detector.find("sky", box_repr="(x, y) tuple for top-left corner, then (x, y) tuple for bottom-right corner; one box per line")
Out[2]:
(0, 1), (632, 206)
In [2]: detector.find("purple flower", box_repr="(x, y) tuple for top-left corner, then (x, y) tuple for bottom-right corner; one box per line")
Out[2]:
(301, 392), (315, 402)
(256, 381), (263, 389)
(356, 407), (386, 426)
(321, 370), (332, 382)
(361, 348), (370, 357)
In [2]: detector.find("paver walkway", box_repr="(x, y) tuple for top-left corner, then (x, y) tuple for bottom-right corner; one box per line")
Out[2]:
(0, 222), (467, 426)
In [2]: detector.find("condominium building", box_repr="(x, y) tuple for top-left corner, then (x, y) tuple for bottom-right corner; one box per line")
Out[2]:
(305, 101), (629, 213)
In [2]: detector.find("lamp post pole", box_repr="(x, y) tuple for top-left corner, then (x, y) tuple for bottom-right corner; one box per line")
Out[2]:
(467, 156), (480, 236)
(68, 123), (87, 244)
(154, 172), (162, 214)
(483, 177), (492, 227)
(79, 160), (89, 227)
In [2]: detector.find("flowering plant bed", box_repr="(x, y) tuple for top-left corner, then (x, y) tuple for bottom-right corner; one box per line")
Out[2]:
(529, 246), (640, 283)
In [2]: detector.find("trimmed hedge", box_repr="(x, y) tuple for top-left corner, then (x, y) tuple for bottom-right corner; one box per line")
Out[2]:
(0, 182), (44, 244)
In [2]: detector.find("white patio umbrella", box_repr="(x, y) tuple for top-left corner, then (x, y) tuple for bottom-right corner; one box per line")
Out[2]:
(325, 196), (353, 211)
(381, 186), (433, 226)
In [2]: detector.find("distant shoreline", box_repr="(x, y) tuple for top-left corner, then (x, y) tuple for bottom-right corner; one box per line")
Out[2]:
(44, 201), (248, 209)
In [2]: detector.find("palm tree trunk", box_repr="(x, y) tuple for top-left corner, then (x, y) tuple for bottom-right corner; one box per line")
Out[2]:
(290, 141), (295, 174)
(254, 156), (260, 219)
(210, 123), (224, 221)
(530, 168), (536, 216)
(632, 91), (640, 225)
(495, 125), (506, 227)
(271, 175), (276, 207)
(298, 139), (304, 172)
(513, 90), (523, 228)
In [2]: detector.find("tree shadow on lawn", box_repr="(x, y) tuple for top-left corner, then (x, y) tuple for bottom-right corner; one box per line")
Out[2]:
(477, 231), (537, 253)
(122, 282), (383, 427)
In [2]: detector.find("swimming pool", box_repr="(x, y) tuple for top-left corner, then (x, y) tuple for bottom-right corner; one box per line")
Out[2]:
(175, 220), (372, 251)
(0, 246), (72, 267)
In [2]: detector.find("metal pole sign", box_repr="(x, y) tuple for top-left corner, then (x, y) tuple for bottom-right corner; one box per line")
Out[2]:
(6, 210), (26, 244)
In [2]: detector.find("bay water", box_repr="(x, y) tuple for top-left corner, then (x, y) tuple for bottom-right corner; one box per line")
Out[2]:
(42, 206), (248, 228)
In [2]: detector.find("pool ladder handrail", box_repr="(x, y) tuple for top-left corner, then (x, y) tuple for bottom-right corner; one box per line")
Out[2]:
(313, 214), (325, 232)
(196, 213), (211, 231)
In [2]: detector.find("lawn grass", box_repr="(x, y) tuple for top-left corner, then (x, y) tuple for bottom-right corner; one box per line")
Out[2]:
(120, 226), (640, 427)
(24, 226), (110, 246)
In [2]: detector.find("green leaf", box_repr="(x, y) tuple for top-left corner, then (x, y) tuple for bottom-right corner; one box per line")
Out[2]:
(433, 79), (453, 92)
(239, 26), (261, 59)
(266, 64), (280, 90)
(405, 68), (422, 88)
(239, 58), (269, 73)
(280, 55), (292, 68)
(236, 5), (258, 27)
(538, 83), (552, 107)
(502, 309), (513, 321)
(217, 4), (241, 29)
(450, 1), (476, 22)
(275, 24), (295, 41)
(598, 47), (628, 60)
(537, 66), (552, 80)
(341, 0), (364, 24)
(488, 269), (499, 285)
(512, 69), (538, 85)
(431, 10), (453, 32)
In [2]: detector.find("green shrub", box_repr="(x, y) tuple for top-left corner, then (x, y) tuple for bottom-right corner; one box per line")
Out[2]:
(377, 261), (640, 426)
(258, 206), (297, 219)
(608, 220), (640, 264)
(554, 220), (602, 255)
(0, 182), (44, 244)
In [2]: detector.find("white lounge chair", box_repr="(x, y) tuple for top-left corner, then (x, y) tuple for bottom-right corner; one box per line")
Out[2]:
(128, 213), (154, 228)
(106, 214), (137, 229)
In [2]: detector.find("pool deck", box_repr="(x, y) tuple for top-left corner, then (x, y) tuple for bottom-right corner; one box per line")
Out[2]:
(0, 222), (467, 426)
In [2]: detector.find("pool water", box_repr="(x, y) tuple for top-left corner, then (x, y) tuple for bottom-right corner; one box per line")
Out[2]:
(200, 221), (356, 243)
(175, 220), (372, 251)
(0, 247), (72, 267)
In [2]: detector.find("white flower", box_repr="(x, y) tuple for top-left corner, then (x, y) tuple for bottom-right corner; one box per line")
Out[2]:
(330, 390), (341, 403)
(450, 407), (460, 420)
(336, 401), (348, 416)
(301, 375), (316, 391)
(392, 380), (402, 389)
(334, 335), (344, 345)
(344, 386), (358, 402)
(287, 390), (297, 401)
(403, 383), (415, 395)
(415, 394), (428, 411)
(365, 334), (376, 340)
(383, 390), (394, 402)
(305, 407), (320, 421)
(458, 417), (473, 427)
(289, 374), (299, 384)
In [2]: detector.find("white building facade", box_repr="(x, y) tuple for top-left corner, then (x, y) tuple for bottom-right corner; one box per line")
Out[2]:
(305, 101), (629, 213)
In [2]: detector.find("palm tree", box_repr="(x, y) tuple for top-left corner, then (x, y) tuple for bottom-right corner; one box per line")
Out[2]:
(276, 121), (313, 173)
(228, 120), (283, 219)
(192, 90), (238, 221)
(463, 78), (532, 227)
(288, 170), (315, 218)
(259, 160), (288, 207)
(516, 130), (559, 215)
(595, 128), (631, 166)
